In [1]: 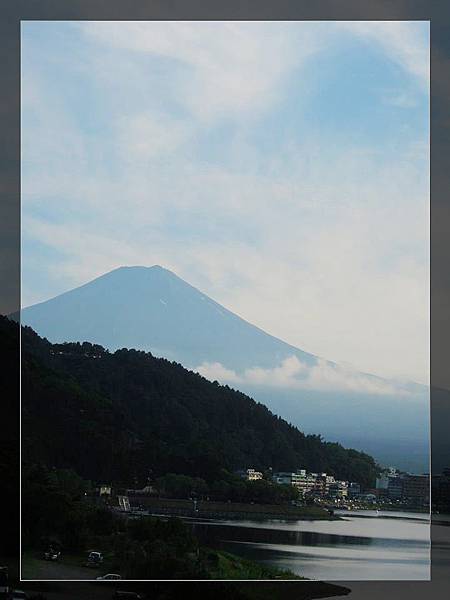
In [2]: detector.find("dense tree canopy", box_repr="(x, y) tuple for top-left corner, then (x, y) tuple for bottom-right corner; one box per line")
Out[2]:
(1, 316), (380, 489)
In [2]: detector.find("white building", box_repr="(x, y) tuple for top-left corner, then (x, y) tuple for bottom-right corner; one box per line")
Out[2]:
(246, 468), (263, 481)
(237, 468), (263, 481)
(329, 480), (349, 499)
(273, 471), (317, 496)
(272, 472), (300, 486)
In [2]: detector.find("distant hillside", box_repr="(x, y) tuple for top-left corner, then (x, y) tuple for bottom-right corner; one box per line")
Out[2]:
(1, 317), (380, 487)
(14, 265), (429, 472)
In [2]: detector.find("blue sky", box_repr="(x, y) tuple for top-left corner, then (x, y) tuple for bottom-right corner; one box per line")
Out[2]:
(21, 21), (429, 383)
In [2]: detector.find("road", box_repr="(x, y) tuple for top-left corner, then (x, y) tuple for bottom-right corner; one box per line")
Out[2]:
(21, 555), (100, 581)
(15, 582), (116, 600)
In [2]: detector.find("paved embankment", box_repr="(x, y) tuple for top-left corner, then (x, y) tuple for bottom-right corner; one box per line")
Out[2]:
(129, 497), (338, 521)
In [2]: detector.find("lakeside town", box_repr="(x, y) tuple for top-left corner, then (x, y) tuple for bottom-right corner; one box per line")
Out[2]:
(244, 466), (430, 510)
(93, 464), (432, 519)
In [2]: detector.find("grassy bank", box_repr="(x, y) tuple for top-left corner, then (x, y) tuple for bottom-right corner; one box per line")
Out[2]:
(202, 549), (303, 579)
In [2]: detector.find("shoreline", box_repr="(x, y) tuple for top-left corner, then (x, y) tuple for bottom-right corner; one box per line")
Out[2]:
(131, 504), (431, 525)
(126, 498), (341, 521)
(141, 509), (341, 521)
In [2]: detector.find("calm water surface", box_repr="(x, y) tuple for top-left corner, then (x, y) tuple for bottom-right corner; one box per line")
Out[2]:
(189, 509), (430, 580)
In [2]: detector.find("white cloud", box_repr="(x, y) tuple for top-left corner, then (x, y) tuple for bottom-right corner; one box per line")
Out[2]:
(381, 89), (419, 108)
(194, 362), (243, 385)
(79, 20), (429, 123)
(79, 21), (320, 120)
(338, 21), (429, 89)
(195, 355), (411, 396)
(245, 356), (308, 387)
(116, 111), (192, 163)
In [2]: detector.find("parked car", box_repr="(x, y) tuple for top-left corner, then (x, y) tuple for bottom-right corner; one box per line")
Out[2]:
(96, 574), (122, 581)
(43, 548), (60, 561)
(85, 551), (104, 567)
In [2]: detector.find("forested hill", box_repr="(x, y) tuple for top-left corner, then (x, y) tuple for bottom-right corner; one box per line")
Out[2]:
(2, 316), (380, 487)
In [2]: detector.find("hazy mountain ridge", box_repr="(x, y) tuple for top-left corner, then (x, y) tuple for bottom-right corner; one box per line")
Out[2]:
(16, 266), (424, 390)
(15, 265), (429, 471)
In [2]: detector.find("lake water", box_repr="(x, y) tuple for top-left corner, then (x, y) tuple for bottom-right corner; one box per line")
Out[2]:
(189, 509), (430, 580)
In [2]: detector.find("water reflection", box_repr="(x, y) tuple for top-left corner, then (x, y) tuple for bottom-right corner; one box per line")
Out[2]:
(189, 510), (430, 580)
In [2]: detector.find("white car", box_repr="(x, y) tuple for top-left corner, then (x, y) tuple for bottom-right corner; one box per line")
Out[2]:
(44, 548), (61, 561)
(85, 550), (104, 567)
(96, 573), (122, 580)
